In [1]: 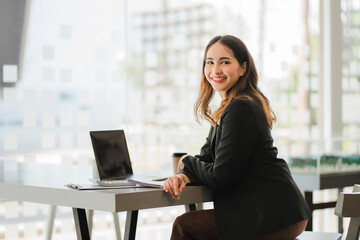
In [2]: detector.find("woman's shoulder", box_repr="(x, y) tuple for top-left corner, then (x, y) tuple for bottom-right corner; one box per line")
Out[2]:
(221, 96), (265, 124)
(225, 96), (260, 113)
(219, 96), (261, 129)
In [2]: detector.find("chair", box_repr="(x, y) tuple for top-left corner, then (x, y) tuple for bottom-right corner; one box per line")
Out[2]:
(296, 184), (360, 240)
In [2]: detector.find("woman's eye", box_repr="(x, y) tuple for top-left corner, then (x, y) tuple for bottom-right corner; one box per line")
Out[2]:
(206, 61), (214, 65)
(221, 61), (230, 64)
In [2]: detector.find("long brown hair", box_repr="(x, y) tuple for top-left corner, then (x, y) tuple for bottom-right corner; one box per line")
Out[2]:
(194, 35), (276, 128)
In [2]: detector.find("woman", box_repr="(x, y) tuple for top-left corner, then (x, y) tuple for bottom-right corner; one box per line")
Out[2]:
(163, 35), (310, 240)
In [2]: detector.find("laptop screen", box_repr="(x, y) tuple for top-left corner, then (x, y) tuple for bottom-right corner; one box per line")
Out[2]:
(90, 130), (133, 180)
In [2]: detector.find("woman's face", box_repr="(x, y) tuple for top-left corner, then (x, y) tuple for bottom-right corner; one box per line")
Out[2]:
(204, 42), (246, 99)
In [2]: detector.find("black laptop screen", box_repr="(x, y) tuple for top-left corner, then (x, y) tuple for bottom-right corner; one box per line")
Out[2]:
(90, 130), (133, 180)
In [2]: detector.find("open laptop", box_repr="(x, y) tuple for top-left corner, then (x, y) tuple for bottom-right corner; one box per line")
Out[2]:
(90, 129), (167, 186)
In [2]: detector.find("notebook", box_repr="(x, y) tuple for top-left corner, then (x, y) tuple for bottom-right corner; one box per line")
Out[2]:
(90, 129), (168, 186)
(127, 178), (166, 189)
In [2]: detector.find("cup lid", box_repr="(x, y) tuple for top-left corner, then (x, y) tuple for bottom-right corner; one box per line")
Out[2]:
(172, 152), (187, 157)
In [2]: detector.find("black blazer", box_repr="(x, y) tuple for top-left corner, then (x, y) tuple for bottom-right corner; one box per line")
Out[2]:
(182, 98), (310, 240)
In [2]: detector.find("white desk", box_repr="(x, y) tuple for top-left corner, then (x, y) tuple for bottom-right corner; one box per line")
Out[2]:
(0, 160), (213, 240)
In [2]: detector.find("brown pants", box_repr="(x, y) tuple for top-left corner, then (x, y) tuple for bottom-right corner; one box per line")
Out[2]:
(170, 209), (307, 240)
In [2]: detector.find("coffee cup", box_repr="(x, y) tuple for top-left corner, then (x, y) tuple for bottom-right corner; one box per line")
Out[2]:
(172, 152), (187, 174)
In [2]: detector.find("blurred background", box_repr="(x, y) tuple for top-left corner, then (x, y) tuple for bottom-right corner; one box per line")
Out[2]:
(0, 0), (359, 239)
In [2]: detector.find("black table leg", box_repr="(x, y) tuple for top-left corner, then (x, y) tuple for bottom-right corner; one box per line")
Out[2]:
(304, 191), (313, 231)
(124, 210), (139, 240)
(72, 208), (90, 240)
(185, 203), (197, 212)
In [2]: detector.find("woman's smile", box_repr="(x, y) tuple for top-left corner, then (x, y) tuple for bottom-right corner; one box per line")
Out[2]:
(211, 76), (226, 83)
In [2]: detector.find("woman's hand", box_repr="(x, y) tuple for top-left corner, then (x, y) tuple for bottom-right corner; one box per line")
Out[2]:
(163, 174), (187, 200)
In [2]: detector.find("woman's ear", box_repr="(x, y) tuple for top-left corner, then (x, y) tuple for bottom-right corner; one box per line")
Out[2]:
(243, 61), (248, 71)
(240, 61), (247, 76)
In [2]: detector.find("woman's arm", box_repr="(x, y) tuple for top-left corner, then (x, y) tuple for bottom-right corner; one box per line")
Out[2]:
(182, 100), (260, 191)
(162, 124), (214, 198)
(174, 126), (214, 182)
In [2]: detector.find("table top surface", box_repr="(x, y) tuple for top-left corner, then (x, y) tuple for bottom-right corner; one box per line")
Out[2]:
(3, 159), (357, 205)
(292, 170), (360, 191)
(0, 160), (213, 212)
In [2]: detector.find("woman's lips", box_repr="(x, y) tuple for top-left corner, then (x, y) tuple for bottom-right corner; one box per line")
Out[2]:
(211, 76), (226, 83)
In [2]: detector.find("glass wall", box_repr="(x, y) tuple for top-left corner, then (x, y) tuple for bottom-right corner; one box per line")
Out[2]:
(342, 0), (360, 152)
(0, 0), (326, 166)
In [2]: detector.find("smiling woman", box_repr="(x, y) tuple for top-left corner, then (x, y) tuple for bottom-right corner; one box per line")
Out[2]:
(204, 42), (246, 99)
(163, 35), (311, 240)
(195, 35), (276, 129)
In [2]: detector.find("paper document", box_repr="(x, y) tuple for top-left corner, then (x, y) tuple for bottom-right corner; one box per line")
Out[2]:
(65, 183), (144, 190)
(127, 178), (167, 188)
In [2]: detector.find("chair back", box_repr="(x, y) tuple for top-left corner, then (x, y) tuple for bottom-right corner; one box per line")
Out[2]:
(334, 184), (360, 240)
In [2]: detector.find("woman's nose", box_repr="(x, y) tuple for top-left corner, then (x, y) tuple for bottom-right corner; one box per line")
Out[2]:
(213, 63), (222, 74)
